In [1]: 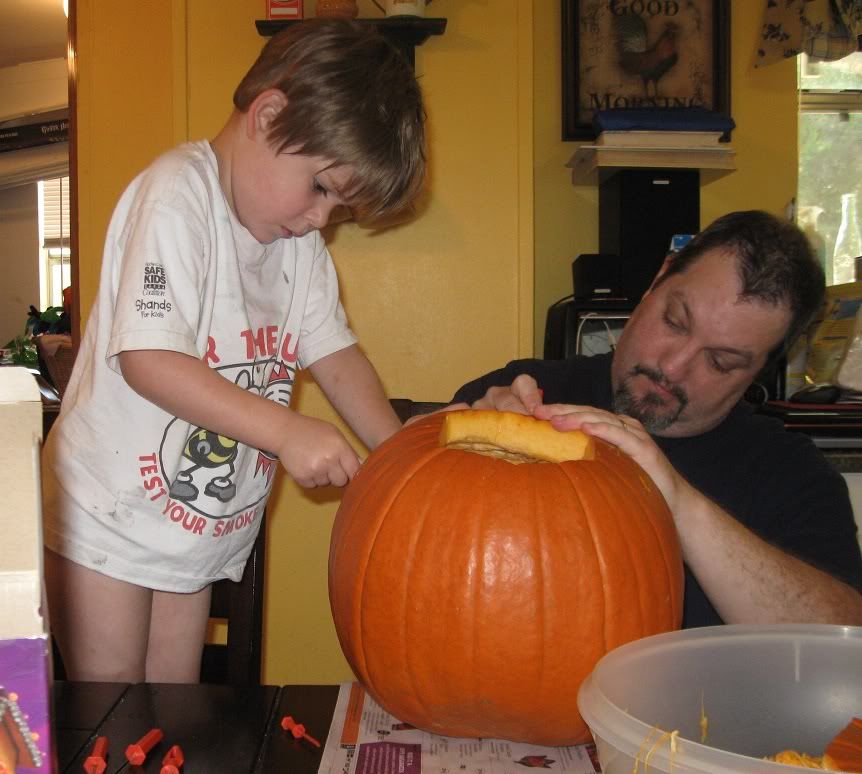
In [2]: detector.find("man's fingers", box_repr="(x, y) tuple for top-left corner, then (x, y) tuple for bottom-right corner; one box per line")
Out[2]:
(473, 386), (531, 414)
(511, 374), (543, 413)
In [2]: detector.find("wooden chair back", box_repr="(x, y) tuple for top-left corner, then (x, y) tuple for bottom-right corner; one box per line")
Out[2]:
(200, 518), (266, 685)
(389, 398), (446, 423)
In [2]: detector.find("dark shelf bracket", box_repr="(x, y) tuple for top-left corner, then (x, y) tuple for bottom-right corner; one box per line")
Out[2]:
(255, 17), (447, 68)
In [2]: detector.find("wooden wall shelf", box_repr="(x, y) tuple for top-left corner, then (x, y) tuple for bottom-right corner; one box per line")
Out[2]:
(567, 145), (736, 184)
(255, 17), (447, 68)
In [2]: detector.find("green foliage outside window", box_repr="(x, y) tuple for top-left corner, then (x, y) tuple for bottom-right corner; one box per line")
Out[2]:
(798, 53), (862, 285)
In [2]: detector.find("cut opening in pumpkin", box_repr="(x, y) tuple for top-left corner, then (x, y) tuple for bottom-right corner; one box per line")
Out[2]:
(440, 410), (595, 464)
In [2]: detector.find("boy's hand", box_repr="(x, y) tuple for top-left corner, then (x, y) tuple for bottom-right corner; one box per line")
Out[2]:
(277, 414), (360, 488)
(118, 350), (360, 487)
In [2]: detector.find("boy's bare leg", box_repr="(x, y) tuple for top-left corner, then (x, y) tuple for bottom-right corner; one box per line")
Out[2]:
(145, 584), (211, 683)
(44, 548), (151, 682)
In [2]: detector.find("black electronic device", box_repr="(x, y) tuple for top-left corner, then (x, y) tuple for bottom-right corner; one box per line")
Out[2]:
(599, 168), (700, 302)
(790, 384), (841, 404)
(544, 298), (575, 359)
(544, 296), (634, 360)
(571, 253), (622, 300)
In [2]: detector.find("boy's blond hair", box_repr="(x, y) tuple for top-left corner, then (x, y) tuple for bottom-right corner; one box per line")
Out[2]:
(234, 19), (426, 224)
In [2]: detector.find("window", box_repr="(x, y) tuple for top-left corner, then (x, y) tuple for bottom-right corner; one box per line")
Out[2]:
(37, 175), (71, 310)
(798, 52), (862, 286)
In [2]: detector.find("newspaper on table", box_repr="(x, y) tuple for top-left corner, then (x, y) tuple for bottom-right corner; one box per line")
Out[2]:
(318, 682), (601, 774)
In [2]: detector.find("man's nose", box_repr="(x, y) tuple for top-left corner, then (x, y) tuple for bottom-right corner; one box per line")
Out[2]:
(659, 343), (696, 381)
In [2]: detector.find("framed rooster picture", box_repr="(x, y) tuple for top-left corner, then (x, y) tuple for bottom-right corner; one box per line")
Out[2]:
(562, 0), (730, 140)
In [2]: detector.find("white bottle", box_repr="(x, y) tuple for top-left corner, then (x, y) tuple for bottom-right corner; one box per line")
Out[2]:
(797, 205), (827, 276)
(832, 192), (862, 285)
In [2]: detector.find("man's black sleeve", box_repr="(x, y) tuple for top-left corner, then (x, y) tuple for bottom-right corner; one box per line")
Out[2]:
(450, 354), (612, 407)
(450, 359), (543, 404)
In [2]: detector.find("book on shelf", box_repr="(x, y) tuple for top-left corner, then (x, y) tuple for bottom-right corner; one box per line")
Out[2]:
(596, 130), (724, 148)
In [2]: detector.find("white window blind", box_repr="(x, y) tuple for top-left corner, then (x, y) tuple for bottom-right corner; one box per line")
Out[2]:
(42, 175), (70, 249)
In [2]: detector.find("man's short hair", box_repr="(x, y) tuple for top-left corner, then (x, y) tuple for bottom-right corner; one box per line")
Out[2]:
(656, 210), (825, 361)
(234, 19), (426, 225)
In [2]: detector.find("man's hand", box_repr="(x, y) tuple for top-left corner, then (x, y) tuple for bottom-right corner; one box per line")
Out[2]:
(469, 374), (544, 415)
(535, 403), (692, 514)
(276, 413), (360, 488)
(403, 375), (545, 427)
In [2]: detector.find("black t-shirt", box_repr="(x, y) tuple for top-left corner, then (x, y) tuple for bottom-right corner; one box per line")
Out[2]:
(453, 353), (862, 627)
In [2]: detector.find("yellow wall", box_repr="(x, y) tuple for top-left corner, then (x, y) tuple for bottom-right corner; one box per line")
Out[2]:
(75, 0), (533, 683)
(532, 0), (799, 354)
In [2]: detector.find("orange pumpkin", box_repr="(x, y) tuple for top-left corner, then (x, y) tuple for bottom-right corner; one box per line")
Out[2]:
(329, 410), (683, 745)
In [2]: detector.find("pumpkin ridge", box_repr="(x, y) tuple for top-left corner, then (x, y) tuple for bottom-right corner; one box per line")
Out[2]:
(595, 451), (681, 627)
(532, 470), (547, 709)
(437, 448), (503, 731)
(592, 457), (653, 637)
(540, 463), (599, 734)
(588, 452), (681, 634)
(612, 457), (674, 637)
(466, 456), (549, 736)
(616, 469), (682, 626)
(394, 449), (470, 725)
(558, 462), (610, 657)
(530, 464), (582, 722)
(468, 453), (491, 719)
(367, 452), (455, 701)
(336, 432), (450, 696)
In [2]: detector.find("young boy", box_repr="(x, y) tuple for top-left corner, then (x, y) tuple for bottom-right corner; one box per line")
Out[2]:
(41, 19), (426, 683)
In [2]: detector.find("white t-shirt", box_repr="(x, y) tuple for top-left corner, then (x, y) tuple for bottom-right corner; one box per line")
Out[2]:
(41, 141), (357, 592)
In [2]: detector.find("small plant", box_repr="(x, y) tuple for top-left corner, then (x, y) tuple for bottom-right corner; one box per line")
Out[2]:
(3, 304), (69, 367)
(27, 305), (69, 336)
(3, 334), (38, 366)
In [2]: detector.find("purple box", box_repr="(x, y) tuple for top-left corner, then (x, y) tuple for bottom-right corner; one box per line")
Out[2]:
(0, 637), (53, 772)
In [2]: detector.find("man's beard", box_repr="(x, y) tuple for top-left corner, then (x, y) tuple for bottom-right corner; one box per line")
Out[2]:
(613, 365), (688, 433)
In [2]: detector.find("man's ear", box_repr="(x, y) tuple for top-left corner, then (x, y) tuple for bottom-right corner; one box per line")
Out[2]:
(245, 88), (288, 141)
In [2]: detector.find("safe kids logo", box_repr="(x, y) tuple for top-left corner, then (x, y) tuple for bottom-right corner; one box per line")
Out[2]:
(137, 262), (171, 317)
(143, 262), (166, 295)
(137, 327), (298, 540)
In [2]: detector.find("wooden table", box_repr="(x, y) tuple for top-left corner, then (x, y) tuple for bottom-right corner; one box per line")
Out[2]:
(53, 681), (340, 773)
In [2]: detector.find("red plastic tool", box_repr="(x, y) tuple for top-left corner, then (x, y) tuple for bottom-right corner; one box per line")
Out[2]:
(83, 736), (108, 774)
(281, 715), (321, 747)
(825, 717), (862, 773)
(125, 727), (164, 766)
(160, 743), (185, 774)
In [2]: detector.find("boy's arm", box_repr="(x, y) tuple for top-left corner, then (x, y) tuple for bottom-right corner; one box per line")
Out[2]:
(308, 344), (402, 450)
(118, 349), (360, 487)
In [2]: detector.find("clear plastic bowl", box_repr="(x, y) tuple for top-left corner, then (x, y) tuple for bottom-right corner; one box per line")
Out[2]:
(577, 624), (862, 773)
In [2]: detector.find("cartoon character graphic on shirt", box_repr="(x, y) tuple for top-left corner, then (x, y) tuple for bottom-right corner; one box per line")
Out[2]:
(160, 331), (297, 519)
(169, 429), (239, 502)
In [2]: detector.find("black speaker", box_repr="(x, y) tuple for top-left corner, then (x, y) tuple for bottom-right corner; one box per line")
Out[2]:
(571, 253), (622, 299)
(599, 168), (700, 302)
